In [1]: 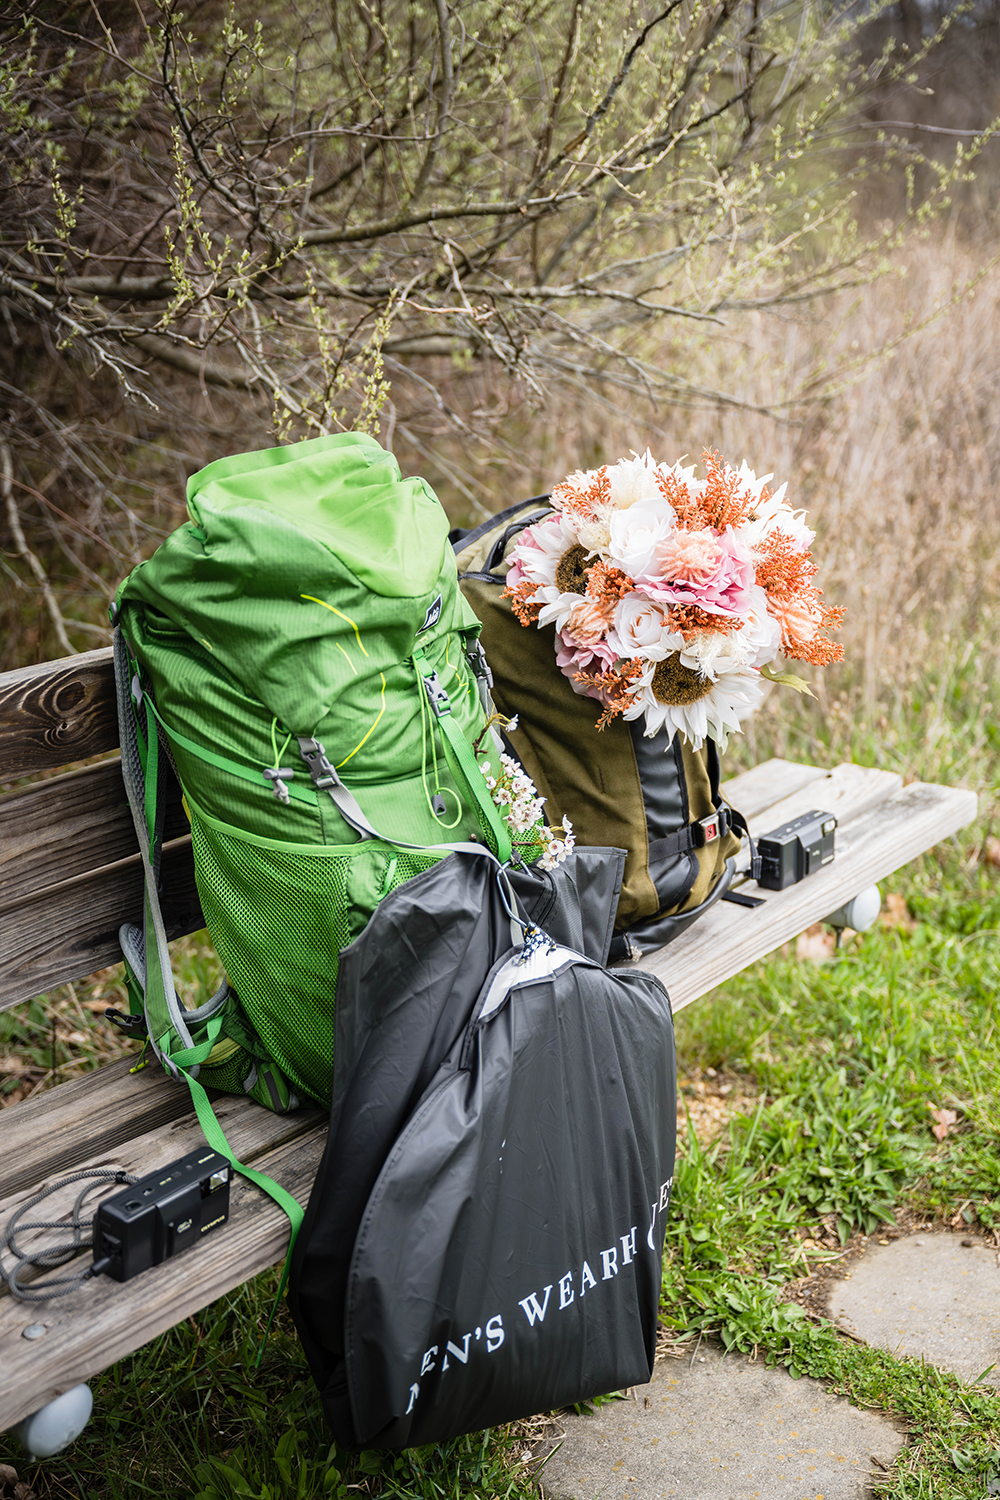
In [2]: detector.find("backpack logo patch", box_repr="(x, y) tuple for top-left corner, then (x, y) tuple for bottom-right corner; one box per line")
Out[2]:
(418, 594), (443, 633)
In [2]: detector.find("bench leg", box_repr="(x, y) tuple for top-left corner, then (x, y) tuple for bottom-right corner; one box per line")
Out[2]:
(824, 883), (881, 934)
(11, 1385), (93, 1460)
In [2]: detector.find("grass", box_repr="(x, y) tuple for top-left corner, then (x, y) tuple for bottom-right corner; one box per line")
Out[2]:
(4, 233), (1000, 1497)
(4, 686), (1000, 1498)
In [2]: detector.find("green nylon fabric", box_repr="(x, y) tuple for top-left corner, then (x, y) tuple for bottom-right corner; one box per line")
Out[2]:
(117, 434), (502, 1105)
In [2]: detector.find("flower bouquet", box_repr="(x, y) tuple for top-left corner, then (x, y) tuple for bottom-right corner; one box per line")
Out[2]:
(504, 450), (843, 751)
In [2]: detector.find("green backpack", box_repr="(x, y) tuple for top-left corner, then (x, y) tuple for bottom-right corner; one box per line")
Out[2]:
(113, 432), (515, 1138)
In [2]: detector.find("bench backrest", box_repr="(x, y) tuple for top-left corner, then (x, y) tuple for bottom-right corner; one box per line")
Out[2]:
(0, 648), (201, 1010)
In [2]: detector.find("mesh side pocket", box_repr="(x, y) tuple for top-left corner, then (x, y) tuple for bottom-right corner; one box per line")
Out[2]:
(189, 812), (438, 1105)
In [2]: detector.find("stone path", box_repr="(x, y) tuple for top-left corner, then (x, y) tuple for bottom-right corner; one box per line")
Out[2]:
(538, 1345), (903, 1499)
(540, 1231), (1000, 1499)
(829, 1232), (1000, 1385)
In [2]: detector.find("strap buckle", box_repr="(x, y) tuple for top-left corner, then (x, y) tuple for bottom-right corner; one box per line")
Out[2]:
(298, 737), (339, 789)
(696, 808), (730, 846)
(421, 670), (452, 718)
(105, 1007), (148, 1038)
(464, 638), (493, 689)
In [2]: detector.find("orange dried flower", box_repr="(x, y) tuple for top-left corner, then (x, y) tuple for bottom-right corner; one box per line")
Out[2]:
(573, 656), (644, 729)
(754, 528), (819, 598)
(695, 449), (758, 532)
(654, 466), (701, 528)
(552, 467), (611, 519)
(503, 578), (541, 626)
(585, 558), (634, 614)
(668, 604), (744, 641)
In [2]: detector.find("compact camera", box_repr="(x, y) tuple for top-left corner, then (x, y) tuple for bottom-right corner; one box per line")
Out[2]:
(756, 809), (837, 891)
(93, 1148), (233, 1282)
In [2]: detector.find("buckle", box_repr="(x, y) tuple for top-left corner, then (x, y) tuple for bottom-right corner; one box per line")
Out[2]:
(698, 813), (721, 845)
(421, 671), (452, 718)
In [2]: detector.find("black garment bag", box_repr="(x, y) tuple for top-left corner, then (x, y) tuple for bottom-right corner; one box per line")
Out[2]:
(289, 848), (676, 1450)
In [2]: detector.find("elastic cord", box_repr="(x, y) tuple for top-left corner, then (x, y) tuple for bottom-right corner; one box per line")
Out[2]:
(0, 1169), (138, 1302)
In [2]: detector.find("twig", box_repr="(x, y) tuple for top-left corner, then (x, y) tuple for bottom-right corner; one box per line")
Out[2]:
(0, 442), (78, 656)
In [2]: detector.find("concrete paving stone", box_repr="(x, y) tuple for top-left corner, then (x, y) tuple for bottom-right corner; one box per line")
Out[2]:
(829, 1231), (1000, 1385)
(538, 1344), (905, 1500)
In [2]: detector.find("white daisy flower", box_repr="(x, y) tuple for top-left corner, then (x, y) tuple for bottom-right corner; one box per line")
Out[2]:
(622, 657), (766, 751)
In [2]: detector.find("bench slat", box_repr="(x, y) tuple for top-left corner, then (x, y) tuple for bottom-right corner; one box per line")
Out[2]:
(642, 779), (977, 1010)
(0, 1086), (325, 1226)
(0, 649), (116, 782)
(0, 1125), (325, 1430)
(0, 838), (203, 1011)
(0, 759), (187, 917)
(0, 1057), (208, 1200)
(719, 758), (831, 818)
(742, 762), (903, 838)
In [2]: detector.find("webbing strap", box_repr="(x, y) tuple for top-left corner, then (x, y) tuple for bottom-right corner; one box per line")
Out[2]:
(411, 646), (512, 864)
(647, 807), (733, 864)
(113, 627), (304, 1284)
(296, 736), (496, 861)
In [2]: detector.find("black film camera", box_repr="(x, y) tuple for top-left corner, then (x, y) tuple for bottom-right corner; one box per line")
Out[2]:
(94, 1148), (232, 1282)
(756, 809), (837, 891)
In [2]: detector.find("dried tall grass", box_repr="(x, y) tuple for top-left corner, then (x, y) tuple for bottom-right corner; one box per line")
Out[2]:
(426, 233), (1000, 800)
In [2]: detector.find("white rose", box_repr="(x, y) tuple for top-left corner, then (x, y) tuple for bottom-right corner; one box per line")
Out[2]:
(608, 594), (682, 661)
(607, 507), (672, 579)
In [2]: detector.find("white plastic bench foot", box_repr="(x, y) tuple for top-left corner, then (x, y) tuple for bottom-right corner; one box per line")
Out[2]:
(825, 884), (881, 933)
(12, 1384), (93, 1459)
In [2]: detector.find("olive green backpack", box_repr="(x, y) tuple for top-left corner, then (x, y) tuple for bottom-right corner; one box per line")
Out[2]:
(455, 498), (753, 956)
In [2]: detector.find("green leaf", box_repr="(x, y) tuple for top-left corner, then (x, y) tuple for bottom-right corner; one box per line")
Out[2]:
(760, 662), (816, 696)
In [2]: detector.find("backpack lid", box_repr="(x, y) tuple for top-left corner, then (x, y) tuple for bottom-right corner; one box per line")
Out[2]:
(187, 432), (449, 600)
(117, 435), (462, 733)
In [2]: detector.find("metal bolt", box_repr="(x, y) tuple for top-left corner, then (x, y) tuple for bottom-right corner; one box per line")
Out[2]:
(22, 1323), (47, 1340)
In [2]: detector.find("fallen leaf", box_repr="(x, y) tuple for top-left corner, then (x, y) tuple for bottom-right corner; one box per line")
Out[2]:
(796, 924), (836, 962)
(83, 998), (110, 1013)
(927, 1103), (959, 1141)
(881, 892), (917, 931)
(984, 837), (1000, 870)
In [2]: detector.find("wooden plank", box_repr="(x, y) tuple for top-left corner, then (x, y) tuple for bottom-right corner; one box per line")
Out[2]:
(0, 1096), (325, 1274)
(0, 837), (203, 1011)
(743, 762), (903, 838)
(0, 1088), (325, 1238)
(0, 1058), (202, 1201)
(0, 1127), (326, 1430)
(0, 758), (188, 916)
(641, 780), (978, 1010)
(721, 758), (829, 820)
(0, 649), (116, 782)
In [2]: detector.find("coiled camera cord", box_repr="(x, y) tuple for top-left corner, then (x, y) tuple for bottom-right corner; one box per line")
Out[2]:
(0, 1168), (137, 1302)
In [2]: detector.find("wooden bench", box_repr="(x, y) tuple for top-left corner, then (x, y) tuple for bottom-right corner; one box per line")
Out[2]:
(0, 647), (978, 1437)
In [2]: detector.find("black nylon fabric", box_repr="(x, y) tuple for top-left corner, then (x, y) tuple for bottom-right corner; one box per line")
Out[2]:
(343, 946), (675, 1448)
(628, 719), (698, 915)
(287, 846), (628, 1442)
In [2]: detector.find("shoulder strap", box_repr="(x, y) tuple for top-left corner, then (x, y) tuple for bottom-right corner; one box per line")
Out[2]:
(114, 627), (304, 1266)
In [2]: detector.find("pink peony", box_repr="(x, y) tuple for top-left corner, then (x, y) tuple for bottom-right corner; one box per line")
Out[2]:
(657, 528), (723, 584)
(555, 634), (617, 700)
(637, 525), (757, 619)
